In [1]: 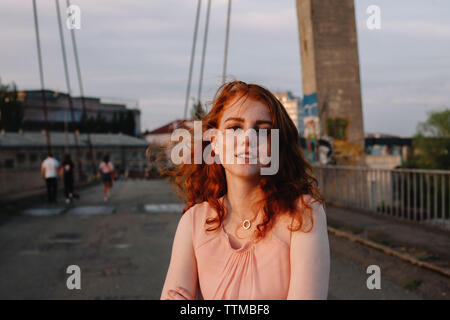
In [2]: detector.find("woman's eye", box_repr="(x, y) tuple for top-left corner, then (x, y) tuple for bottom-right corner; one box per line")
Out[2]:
(256, 127), (271, 133)
(227, 125), (241, 131)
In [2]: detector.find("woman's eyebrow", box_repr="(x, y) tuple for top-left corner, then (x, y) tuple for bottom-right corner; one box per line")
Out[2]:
(255, 120), (273, 126)
(224, 117), (244, 123)
(224, 117), (272, 125)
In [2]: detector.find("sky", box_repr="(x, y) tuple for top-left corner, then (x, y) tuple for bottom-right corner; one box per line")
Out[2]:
(0, 0), (449, 136)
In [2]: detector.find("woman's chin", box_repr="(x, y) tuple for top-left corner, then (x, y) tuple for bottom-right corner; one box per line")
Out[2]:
(224, 164), (262, 178)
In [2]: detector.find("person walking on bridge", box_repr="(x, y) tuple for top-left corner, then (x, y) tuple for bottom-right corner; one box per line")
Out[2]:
(41, 153), (60, 203)
(60, 153), (75, 204)
(98, 155), (115, 202)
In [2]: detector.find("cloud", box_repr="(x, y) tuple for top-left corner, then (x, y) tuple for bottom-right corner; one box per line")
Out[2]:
(379, 20), (450, 39)
(232, 9), (296, 34)
(391, 96), (450, 106)
(1, 0), (450, 137)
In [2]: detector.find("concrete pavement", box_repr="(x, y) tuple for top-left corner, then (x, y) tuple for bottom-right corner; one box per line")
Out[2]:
(0, 179), (444, 299)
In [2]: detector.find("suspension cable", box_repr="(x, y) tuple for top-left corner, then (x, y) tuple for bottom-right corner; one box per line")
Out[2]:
(32, 0), (52, 155)
(183, 0), (202, 120)
(197, 0), (211, 109)
(222, 0), (232, 84)
(66, 0), (96, 175)
(55, 0), (84, 180)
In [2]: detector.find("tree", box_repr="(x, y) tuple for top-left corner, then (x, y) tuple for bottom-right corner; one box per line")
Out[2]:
(190, 100), (205, 120)
(403, 109), (450, 170)
(0, 80), (24, 131)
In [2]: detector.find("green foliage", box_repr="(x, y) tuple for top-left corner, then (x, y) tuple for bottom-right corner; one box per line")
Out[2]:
(403, 109), (450, 170)
(190, 100), (205, 120)
(0, 80), (24, 131)
(403, 279), (422, 291)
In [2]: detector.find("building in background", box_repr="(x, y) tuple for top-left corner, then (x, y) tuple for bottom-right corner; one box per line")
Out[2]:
(314, 132), (413, 169)
(142, 117), (413, 171)
(143, 120), (194, 175)
(0, 131), (149, 198)
(17, 90), (141, 136)
(273, 91), (304, 135)
(143, 120), (193, 146)
(364, 133), (412, 169)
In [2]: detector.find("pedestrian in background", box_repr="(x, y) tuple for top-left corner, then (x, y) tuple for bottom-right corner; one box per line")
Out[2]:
(60, 153), (75, 204)
(98, 155), (114, 202)
(124, 164), (130, 180)
(41, 153), (60, 203)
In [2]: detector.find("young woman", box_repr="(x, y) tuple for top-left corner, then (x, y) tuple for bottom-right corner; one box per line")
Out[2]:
(160, 81), (330, 300)
(98, 155), (114, 201)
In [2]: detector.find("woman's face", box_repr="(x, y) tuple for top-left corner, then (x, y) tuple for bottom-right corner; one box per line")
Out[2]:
(214, 96), (273, 178)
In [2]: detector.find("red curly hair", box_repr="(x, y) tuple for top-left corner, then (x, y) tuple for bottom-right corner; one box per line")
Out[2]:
(163, 80), (324, 241)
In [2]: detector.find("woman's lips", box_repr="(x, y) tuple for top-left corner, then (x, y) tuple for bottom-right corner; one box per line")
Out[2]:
(235, 153), (258, 163)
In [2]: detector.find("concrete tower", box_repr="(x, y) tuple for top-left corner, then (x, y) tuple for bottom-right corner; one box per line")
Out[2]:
(296, 0), (366, 165)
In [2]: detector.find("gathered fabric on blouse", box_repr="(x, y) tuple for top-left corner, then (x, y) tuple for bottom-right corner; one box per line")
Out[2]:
(188, 200), (294, 300)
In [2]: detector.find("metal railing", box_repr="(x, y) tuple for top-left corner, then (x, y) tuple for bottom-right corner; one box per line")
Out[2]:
(314, 165), (450, 229)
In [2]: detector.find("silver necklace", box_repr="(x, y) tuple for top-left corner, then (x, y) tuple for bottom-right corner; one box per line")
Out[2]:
(242, 218), (251, 230)
(224, 195), (253, 230)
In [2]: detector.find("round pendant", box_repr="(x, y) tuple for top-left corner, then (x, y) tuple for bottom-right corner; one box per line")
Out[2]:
(242, 219), (251, 230)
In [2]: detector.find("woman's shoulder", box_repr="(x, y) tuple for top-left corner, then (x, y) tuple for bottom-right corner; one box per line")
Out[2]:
(275, 194), (320, 220)
(182, 200), (211, 215)
(182, 200), (217, 223)
(273, 194), (325, 239)
(294, 194), (327, 233)
(296, 193), (316, 205)
(181, 201), (218, 248)
(295, 194), (325, 213)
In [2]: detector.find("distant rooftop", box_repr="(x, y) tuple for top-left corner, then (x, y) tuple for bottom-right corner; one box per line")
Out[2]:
(19, 89), (101, 103)
(365, 132), (411, 139)
(144, 119), (193, 135)
(0, 132), (148, 148)
(273, 91), (298, 100)
(17, 89), (140, 111)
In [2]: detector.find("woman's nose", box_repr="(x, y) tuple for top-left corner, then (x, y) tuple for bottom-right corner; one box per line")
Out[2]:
(239, 129), (257, 150)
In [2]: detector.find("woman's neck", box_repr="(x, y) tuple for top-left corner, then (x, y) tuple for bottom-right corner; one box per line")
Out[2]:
(224, 174), (264, 220)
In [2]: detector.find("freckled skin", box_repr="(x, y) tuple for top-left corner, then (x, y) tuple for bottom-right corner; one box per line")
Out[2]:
(213, 97), (272, 178)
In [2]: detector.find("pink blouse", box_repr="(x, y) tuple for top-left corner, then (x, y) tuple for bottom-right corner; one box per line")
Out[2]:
(161, 195), (330, 300)
(191, 201), (291, 300)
